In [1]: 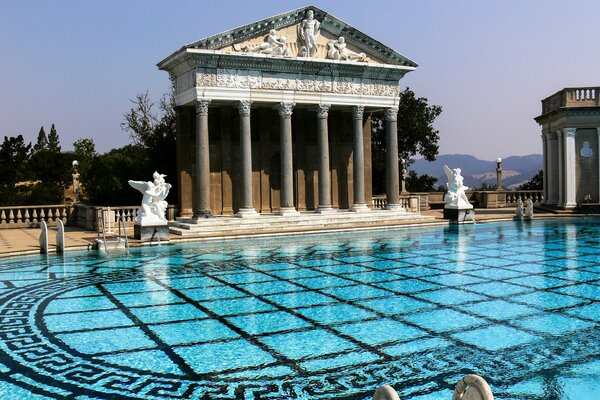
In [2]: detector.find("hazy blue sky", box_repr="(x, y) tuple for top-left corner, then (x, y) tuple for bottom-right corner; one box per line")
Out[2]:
(2, 0), (599, 160)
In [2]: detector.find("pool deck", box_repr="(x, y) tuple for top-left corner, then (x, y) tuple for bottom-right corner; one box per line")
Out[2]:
(0, 207), (583, 258)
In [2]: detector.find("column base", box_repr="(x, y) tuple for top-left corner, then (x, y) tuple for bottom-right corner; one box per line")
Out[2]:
(351, 203), (370, 212)
(385, 203), (404, 211)
(236, 208), (259, 218)
(187, 210), (212, 222)
(279, 207), (300, 216)
(315, 205), (336, 214)
(178, 208), (194, 218)
(564, 202), (577, 209)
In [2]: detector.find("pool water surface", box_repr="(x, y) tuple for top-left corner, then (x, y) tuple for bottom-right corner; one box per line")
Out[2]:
(0, 219), (599, 399)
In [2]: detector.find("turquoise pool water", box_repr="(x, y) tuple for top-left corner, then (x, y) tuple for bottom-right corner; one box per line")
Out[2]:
(0, 219), (599, 399)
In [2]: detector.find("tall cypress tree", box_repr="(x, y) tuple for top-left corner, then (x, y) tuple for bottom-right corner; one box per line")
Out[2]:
(47, 123), (61, 153)
(32, 126), (48, 153)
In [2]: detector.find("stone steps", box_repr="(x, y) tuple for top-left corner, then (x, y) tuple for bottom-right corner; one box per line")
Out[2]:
(169, 209), (435, 238)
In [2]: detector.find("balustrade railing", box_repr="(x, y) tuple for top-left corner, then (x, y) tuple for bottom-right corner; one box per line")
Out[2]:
(542, 87), (600, 114)
(505, 190), (543, 205)
(371, 195), (421, 212)
(0, 205), (70, 229)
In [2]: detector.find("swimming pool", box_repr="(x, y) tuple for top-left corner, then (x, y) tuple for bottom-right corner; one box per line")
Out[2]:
(0, 219), (599, 399)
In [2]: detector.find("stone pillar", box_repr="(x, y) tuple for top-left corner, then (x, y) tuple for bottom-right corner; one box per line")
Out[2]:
(541, 132), (548, 204)
(557, 129), (564, 206)
(597, 127), (600, 204)
(316, 104), (334, 213)
(351, 106), (369, 212)
(278, 102), (299, 216)
(175, 107), (193, 217)
(384, 107), (401, 210)
(195, 100), (212, 218)
(547, 132), (558, 204)
(237, 100), (257, 217)
(564, 128), (577, 208)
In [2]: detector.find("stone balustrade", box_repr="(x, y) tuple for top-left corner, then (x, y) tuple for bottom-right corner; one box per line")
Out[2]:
(542, 86), (600, 114)
(372, 195), (422, 212)
(0, 205), (70, 229)
(505, 190), (544, 205)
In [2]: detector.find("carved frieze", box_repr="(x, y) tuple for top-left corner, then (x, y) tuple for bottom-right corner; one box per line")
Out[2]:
(195, 68), (399, 97)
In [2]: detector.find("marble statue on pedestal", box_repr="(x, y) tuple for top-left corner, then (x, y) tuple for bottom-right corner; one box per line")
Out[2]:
(443, 165), (474, 222)
(129, 172), (172, 225)
(327, 37), (367, 61)
(443, 165), (473, 209)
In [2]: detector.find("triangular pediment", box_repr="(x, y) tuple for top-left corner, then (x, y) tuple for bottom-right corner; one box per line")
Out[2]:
(184, 5), (417, 67)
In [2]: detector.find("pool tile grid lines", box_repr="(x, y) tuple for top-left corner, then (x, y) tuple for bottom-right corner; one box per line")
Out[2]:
(2, 220), (600, 399)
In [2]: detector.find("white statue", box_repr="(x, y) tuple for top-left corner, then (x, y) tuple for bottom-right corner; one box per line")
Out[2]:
(514, 198), (524, 220)
(443, 165), (473, 209)
(299, 9), (320, 57)
(327, 36), (367, 61)
(245, 29), (289, 56)
(524, 198), (534, 220)
(128, 172), (172, 225)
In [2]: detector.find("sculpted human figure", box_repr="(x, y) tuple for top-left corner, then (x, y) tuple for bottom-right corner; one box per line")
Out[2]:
(443, 165), (472, 208)
(129, 172), (172, 225)
(245, 29), (289, 56)
(327, 36), (367, 61)
(524, 198), (534, 220)
(299, 9), (320, 57)
(514, 198), (524, 220)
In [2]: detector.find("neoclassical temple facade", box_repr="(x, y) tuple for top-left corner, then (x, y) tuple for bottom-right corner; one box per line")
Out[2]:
(158, 6), (417, 218)
(535, 87), (600, 208)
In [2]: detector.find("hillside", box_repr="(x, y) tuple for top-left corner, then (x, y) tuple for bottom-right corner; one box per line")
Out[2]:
(410, 154), (543, 189)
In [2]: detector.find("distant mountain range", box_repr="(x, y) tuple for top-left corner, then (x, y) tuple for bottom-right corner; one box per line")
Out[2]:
(410, 154), (543, 189)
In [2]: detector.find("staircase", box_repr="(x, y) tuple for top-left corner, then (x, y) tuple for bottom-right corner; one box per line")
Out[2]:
(169, 209), (436, 240)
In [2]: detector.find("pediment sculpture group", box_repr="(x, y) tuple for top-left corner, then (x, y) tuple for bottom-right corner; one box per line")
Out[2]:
(240, 10), (367, 62)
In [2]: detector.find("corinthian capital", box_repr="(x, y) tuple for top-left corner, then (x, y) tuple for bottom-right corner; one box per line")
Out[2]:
(238, 100), (252, 117)
(352, 105), (364, 120)
(385, 107), (399, 122)
(196, 100), (211, 115)
(278, 102), (295, 118)
(317, 104), (331, 119)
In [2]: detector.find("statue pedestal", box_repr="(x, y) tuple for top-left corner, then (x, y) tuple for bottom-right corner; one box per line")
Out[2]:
(134, 222), (169, 242)
(443, 206), (475, 223)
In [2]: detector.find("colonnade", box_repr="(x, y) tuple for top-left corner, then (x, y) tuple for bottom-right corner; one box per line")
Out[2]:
(193, 100), (401, 217)
(542, 127), (600, 207)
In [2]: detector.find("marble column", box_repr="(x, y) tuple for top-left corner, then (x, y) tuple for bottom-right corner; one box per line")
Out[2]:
(547, 132), (558, 204)
(564, 128), (577, 207)
(541, 132), (548, 204)
(316, 104), (334, 213)
(597, 128), (600, 203)
(557, 129), (564, 207)
(351, 106), (369, 212)
(278, 102), (299, 216)
(175, 107), (193, 217)
(385, 107), (401, 210)
(195, 100), (212, 218)
(237, 100), (257, 217)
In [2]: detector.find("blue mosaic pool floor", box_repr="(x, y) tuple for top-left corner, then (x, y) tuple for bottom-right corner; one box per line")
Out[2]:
(0, 219), (599, 399)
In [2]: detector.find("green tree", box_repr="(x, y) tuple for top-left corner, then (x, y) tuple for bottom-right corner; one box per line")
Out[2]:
(371, 88), (442, 194)
(32, 126), (48, 153)
(518, 169), (543, 190)
(0, 135), (31, 186)
(73, 138), (97, 160)
(405, 170), (438, 192)
(120, 90), (177, 202)
(47, 123), (61, 153)
(82, 145), (151, 205)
